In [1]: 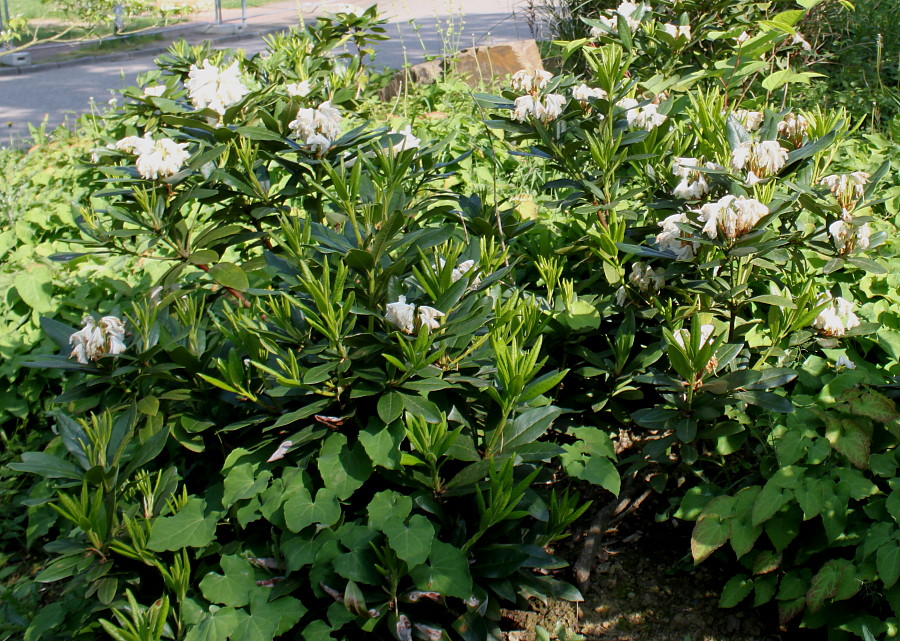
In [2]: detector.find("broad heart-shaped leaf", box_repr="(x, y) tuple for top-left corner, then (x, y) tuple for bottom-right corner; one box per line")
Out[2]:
(806, 559), (855, 612)
(208, 262), (249, 292)
(359, 419), (403, 469)
(183, 607), (240, 641)
(316, 433), (372, 500)
(231, 608), (278, 641)
(719, 574), (752, 608)
(878, 542), (900, 589)
(846, 389), (900, 423)
(248, 590), (306, 636)
(284, 486), (341, 533)
(560, 427), (619, 496)
(223, 463), (272, 508)
(14, 265), (54, 312)
(752, 483), (787, 527)
(384, 514), (435, 567)
(377, 392), (404, 424)
(489, 406), (563, 457)
(691, 515), (730, 563)
(367, 490), (413, 531)
(147, 497), (218, 551)
(410, 541), (473, 599)
(200, 556), (257, 607)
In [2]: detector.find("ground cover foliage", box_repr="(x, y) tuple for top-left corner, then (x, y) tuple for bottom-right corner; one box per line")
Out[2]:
(2, 1), (900, 640)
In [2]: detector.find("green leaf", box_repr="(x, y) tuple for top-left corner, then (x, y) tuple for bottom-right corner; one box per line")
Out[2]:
(147, 497), (218, 551)
(208, 262), (249, 291)
(284, 486), (341, 532)
(231, 608), (278, 641)
(359, 420), (403, 469)
(251, 593), (307, 635)
(747, 294), (796, 309)
(184, 608), (240, 641)
(734, 390), (793, 413)
(377, 392), (404, 424)
(752, 483), (786, 526)
(384, 514), (434, 567)
(847, 390), (899, 423)
(200, 556), (257, 607)
(489, 406), (563, 456)
(411, 541), (473, 599)
(761, 69), (824, 91)
(400, 394), (442, 424)
(223, 463), (271, 508)
(691, 515), (730, 563)
(14, 265), (54, 312)
(9, 452), (82, 480)
(719, 574), (752, 608)
(25, 603), (66, 641)
(807, 559), (853, 612)
(878, 542), (900, 589)
(317, 434), (371, 500)
(368, 491), (412, 530)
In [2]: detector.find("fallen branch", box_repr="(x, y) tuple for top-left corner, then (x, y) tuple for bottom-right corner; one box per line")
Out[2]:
(573, 475), (651, 592)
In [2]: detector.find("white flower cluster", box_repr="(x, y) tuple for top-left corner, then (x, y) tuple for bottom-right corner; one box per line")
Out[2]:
(733, 109), (764, 132)
(288, 100), (343, 154)
(510, 69), (553, 94)
(662, 23), (691, 39)
(69, 316), (127, 364)
(285, 80), (312, 97)
(672, 157), (722, 200)
(833, 355), (856, 370)
(616, 262), (665, 305)
(572, 83), (608, 104)
(820, 172), (869, 215)
(385, 296), (445, 334)
(185, 60), (249, 115)
(437, 258), (481, 288)
(730, 140), (788, 185)
(777, 112), (809, 144)
(116, 133), (191, 180)
(656, 213), (698, 261)
(698, 195), (768, 240)
(513, 94), (566, 123)
(813, 297), (860, 337)
(829, 219), (871, 255)
(616, 97), (667, 130)
(590, 1), (648, 34)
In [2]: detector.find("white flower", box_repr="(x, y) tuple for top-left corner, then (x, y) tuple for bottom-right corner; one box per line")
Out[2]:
(821, 172), (869, 214)
(777, 113), (809, 143)
(662, 23), (691, 39)
(513, 93), (566, 123)
(572, 84), (607, 103)
(69, 316), (127, 363)
(510, 69), (553, 94)
(615, 286), (628, 306)
(828, 219), (871, 255)
(391, 125), (421, 153)
(417, 306), (445, 332)
(733, 109), (764, 132)
(143, 85), (166, 97)
(655, 213), (697, 261)
(185, 59), (249, 115)
(791, 32), (812, 51)
(117, 133), (190, 179)
(385, 295), (416, 334)
(698, 195), (768, 240)
(323, 3), (364, 16)
(288, 100), (342, 145)
(730, 140), (788, 183)
(627, 262), (665, 292)
(736, 31), (751, 44)
(813, 297), (860, 337)
(285, 80), (312, 97)
(672, 157), (721, 200)
(673, 324), (715, 350)
(303, 133), (332, 155)
(617, 97), (667, 130)
(834, 355), (856, 370)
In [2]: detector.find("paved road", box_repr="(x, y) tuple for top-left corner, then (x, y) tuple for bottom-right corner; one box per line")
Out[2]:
(0, 0), (533, 144)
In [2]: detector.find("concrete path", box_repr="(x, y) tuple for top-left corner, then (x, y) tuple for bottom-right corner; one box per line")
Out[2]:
(0, 0), (534, 144)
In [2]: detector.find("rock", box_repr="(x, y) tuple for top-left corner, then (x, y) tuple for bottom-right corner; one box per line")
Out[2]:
(379, 39), (545, 100)
(451, 39), (544, 87)
(379, 59), (443, 100)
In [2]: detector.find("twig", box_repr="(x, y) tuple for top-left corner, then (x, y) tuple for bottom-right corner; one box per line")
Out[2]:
(573, 475), (647, 591)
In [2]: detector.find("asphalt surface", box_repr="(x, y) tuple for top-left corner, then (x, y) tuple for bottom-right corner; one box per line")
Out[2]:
(0, 0), (534, 144)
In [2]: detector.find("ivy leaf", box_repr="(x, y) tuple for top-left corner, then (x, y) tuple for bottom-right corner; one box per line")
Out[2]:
(147, 497), (218, 551)
(199, 556), (257, 607)
(317, 434), (372, 500)
(752, 483), (786, 526)
(14, 266), (54, 312)
(248, 591), (307, 636)
(359, 420), (404, 469)
(231, 608), (278, 641)
(367, 491), (412, 531)
(691, 515), (730, 563)
(719, 574), (752, 608)
(183, 607), (240, 641)
(877, 542), (900, 589)
(384, 515), (434, 567)
(410, 541), (473, 599)
(806, 559), (853, 612)
(284, 486), (341, 532)
(223, 463), (272, 508)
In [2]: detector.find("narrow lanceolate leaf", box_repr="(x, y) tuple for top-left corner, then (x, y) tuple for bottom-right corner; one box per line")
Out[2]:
(691, 515), (730, 564)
